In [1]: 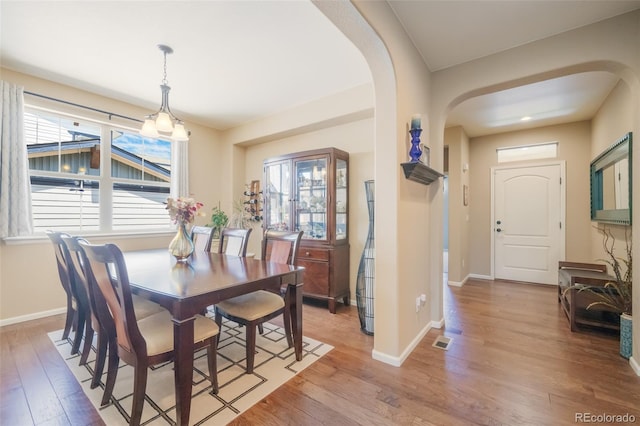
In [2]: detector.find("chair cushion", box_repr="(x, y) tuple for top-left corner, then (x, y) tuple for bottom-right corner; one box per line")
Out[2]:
(216, 290), (284, 321)
(132, 294), (166, 319)
(137, 311), (220, 356)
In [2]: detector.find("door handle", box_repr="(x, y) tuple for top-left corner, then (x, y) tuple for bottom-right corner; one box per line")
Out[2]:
(496, 228), (502, 232)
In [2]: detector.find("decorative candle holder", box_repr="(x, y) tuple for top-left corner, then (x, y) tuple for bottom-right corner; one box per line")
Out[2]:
(409, 128), (423, 163)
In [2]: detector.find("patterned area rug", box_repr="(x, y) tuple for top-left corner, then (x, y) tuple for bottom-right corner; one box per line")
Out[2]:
(48, 319), (332, 425)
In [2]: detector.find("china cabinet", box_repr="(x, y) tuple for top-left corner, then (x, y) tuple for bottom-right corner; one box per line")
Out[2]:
(263, 147), (350, 313)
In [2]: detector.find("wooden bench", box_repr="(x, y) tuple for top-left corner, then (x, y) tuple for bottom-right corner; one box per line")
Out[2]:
(557, 261), (619, 332)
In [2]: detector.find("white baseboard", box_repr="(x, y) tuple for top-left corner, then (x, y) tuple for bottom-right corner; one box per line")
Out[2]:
(630, 356), (640, 376)
(469, 273), (493, 281)
(447, 275), (468, 287)
(0, 307), (66, 327)
(371, 319), (436, 367)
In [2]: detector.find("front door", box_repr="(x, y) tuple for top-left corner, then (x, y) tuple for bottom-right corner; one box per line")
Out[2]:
(493, 163), (564, 284)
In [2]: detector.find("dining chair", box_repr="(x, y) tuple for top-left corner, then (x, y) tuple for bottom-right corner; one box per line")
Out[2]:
(214, 229), (303, 373)
(217, 227), (252, 256)
(46, 231), (91, 360)
(79, 241), (220, 425)
(191, 225), (215, 252)
(62, 235), (165, 406)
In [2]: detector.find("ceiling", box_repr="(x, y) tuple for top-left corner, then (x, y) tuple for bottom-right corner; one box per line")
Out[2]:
(2, 1), (639, 137)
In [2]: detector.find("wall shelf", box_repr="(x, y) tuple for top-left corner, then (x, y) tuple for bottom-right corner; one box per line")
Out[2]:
(400, 162), (444, 185)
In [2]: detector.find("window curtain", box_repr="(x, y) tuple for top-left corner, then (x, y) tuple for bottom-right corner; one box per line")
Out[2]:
(171, 139), (189, 198)
(0, 81), (33, 238)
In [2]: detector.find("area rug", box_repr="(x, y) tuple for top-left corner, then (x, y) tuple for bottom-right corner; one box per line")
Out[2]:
(48, 319), (332, 425)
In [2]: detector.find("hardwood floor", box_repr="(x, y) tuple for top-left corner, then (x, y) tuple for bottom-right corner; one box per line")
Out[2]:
(2, 279), (638, 425)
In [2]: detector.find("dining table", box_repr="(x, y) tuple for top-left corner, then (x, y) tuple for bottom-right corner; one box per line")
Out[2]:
(123, 248), (305, 426)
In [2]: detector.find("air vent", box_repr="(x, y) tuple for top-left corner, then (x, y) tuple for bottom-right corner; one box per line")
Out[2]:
(432, 335), (452, 350)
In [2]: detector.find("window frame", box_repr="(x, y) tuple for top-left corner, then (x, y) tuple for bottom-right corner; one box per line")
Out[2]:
(24, 104), (180, 236)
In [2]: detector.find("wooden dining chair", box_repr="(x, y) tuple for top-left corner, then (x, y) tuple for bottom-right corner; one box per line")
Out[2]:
(218, 227), (252, 256)
(191, 225), (215, 252)
(79, 241), (220, 425)
(214, 229), (303, 373)
(46, 231), (91, 360)
(62, 235), (165, 406)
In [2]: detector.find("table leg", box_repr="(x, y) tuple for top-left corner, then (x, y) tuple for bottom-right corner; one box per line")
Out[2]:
(173, 316), (195, 426)
(290, 282), (303, 361)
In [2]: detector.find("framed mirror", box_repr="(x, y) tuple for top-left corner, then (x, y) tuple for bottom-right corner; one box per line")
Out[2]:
(590, 132), (632, 225)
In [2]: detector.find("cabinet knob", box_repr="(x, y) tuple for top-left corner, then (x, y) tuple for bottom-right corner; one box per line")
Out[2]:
(305, 251), (310, 256)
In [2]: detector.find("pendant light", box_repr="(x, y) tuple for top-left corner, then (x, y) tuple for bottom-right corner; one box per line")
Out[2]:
(140, 44), (189, 142)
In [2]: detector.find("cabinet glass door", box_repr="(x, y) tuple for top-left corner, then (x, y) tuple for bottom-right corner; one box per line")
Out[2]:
(336, 158), (347, 240)
(295, 157), (327, 240)
(264, 160), (291, 231)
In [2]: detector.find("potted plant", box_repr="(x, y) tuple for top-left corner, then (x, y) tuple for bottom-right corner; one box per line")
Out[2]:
(208, 203), (229, 239)
(579, 226), (633, 358)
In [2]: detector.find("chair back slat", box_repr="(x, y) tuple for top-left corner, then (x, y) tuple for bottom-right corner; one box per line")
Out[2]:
(261, 230), (303, 266)
(191, 226), (214, 252)
(80, 242), (145, 356)
(218, 227), (252, 257)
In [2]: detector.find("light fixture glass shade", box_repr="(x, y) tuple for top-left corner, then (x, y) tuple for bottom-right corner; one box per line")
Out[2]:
(155, 112), (174, 132)
(140, 118), (159, 137)
(172, 122), (189, 141)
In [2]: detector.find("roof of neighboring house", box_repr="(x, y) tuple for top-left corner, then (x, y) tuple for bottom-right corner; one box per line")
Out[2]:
(27, 140), (171, 180)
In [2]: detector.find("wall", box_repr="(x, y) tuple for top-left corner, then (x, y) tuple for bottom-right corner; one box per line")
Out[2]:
(468, 121), (593, 277)
(0, 68), (225, 323)
(590, 80), (634, 261)
(444, 126), (470, 285)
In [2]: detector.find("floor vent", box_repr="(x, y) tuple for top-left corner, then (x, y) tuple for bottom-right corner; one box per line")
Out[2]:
(432, 335), (452, 350)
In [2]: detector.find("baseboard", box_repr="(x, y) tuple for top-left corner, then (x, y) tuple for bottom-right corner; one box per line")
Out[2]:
(469, 273), (493, 280)
(447, 275), (469, 287)
(630, 355), (640, 376)
(371, 320), (433, 367)
(430, 317), (445, 329)
(0, 307), (65, 327)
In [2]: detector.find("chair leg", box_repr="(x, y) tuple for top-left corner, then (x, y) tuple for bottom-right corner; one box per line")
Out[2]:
(79, 321), (94, 366)
(283, 293), (293, 348)
(129, 365), (148, 426)
(101, 338), (119, 406)
(62, 301), (75, 340)
(71, 310), (86, 355)
(258, 323), (264, 335)
(91, 329), (107, 389)
(207, 338), (218, 394)
(245, 324), (256, 374)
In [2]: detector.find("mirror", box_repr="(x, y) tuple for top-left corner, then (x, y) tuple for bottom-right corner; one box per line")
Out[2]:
(591, 132), (632, 224)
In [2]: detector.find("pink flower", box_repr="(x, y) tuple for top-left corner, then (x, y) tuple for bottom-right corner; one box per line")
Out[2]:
(166, 197), (204, 225)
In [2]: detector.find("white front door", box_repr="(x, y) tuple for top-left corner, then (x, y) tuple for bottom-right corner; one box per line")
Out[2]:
(493, 163), (564, 284)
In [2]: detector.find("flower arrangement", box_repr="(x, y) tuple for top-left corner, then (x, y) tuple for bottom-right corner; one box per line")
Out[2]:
(166, 197), (204, 225)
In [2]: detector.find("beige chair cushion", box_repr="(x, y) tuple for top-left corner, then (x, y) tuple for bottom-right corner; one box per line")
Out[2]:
(137, 311), (220, 356)
(216, 290), (284, 321)
(132, 294), (166, 319)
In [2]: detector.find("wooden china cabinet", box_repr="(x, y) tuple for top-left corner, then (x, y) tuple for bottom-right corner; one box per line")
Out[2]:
(263, 147), (350, 313)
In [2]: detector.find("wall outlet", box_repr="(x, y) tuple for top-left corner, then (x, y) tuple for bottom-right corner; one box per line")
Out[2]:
(420, 294), (427, 304)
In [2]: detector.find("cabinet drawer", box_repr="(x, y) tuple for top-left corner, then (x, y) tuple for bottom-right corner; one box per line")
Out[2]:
(299, 248), (329, 261)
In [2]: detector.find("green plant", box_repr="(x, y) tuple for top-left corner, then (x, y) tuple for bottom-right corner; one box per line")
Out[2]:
(209, 203), (229, 231)
(579, 226), (632, 315)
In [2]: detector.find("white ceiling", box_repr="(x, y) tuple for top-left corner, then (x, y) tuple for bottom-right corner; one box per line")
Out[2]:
(2, 1), (639, 137)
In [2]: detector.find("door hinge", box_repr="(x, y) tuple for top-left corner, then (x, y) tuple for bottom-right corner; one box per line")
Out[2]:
(560, 222), (562, 229)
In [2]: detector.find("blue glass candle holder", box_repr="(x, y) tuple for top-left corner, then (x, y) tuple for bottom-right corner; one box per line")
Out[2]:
(409, 128), (423, 162)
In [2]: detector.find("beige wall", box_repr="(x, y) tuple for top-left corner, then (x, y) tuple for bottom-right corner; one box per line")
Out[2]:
(468, 121), (592, 276)
(444, 126), (470, 284)
(590, 80), (634, 262)
(0, 68), (225, 323)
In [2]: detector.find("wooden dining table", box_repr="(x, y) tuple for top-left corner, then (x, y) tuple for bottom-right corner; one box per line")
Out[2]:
(123, 248), (304, 426)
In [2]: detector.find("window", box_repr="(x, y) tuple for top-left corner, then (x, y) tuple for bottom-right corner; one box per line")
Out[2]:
(25, 108), (173, 233)
(497, 142), (558, 163)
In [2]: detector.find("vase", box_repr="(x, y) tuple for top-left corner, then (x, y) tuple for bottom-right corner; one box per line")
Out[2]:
(409, 128), (422, 162)
(620, 313), (632, 359)
(169, 222), (194, 261)
(356, 180), (375, 335)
